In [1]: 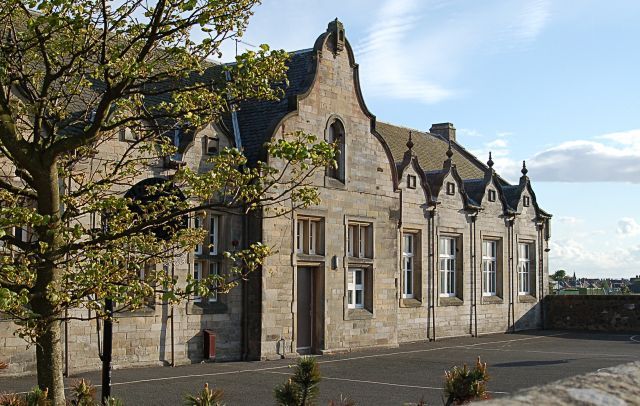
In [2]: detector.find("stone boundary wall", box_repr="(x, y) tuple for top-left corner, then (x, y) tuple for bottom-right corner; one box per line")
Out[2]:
(479, 361), (640, 405)
(544, 295), (640, 332)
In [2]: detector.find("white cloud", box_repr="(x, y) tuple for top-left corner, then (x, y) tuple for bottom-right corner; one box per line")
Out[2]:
(617, 217), (640, 237)
(487, 139), (508, 149)
(549, 238), (640, 278)
(556, 216), (583, 225)
(355, 0), (552, 104)
(458, 128), (483, 138)
(523, 129), (640, 183)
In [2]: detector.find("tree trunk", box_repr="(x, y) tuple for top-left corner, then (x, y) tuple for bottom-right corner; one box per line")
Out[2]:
(36, 319), (65, 406)
(32, 160), (66, 405)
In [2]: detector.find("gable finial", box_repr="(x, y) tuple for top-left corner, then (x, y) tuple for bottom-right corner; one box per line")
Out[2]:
(406, 130), (414, 151)
(521, 160), (528, 177)
(446, 139), (453, 160)
(487, 151), (494, 169)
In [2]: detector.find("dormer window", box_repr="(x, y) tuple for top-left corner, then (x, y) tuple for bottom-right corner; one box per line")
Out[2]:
(523, 196), (530, 207)
(327, 119), (345, 183)
(119, 127), (137, 142)
(446, 182), (455, 195)
(488, 189), (496, 202)
(206, 136), (219, 155)
(407, 175), (417, 189)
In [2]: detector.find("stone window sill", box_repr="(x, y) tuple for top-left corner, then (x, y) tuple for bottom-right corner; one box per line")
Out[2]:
(482, 296), (504, 305)
(297, 253), (326, 263)
(439, 297), (464, 306)
(401, 298), (422, 308)
(115, 304), (156, 317)
(518, 294), (537, 303)
(345, 308), (373, 320)
(347, 257), (373, 265)
(325, 176), (346, 190)
(187, 301), (228, 315)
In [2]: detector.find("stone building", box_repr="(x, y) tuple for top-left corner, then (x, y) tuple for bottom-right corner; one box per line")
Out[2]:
(0, 20), (551, 375)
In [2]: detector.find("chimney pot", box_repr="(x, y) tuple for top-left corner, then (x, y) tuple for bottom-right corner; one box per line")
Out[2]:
(430, 122), (456, 142)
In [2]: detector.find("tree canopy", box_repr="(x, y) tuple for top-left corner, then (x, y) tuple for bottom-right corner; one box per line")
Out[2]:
(0, 1), (334, 404)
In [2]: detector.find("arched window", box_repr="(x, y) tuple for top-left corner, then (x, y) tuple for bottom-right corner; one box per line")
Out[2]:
(327, 119), (345, 182)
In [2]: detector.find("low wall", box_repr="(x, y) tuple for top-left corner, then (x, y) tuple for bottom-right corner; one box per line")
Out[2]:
(545, 295), (640, 332)
(480, 361), (640, 405)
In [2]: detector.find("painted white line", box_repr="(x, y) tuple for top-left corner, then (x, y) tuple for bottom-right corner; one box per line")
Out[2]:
(460, 347), (637, 360)
(260, 371), (509, 394)
(7, 333), (568, 394)
(631, 335), (640, 343)
(315, 333), (569, 365)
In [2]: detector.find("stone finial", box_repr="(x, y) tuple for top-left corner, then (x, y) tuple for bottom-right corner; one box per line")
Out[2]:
(446, 140), (453, 160)
(521, 160), (528, 177)
(487, 151), (494, 169)
(406, 131), (414, 151)
(327, 18), (345, 54)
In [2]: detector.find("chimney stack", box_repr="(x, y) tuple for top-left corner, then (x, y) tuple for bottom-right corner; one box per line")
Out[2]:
(430, 122), (456, 142)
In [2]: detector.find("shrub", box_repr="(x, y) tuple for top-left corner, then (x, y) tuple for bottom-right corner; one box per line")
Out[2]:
(443, 357), (490, 405)
(327, 394), (355, 406)
(183, 383), (224, 406)
(0, 393), (26, 406)
(70, 379), (97, 406)
(274, 357), (321, 406)
(24, 387), (50, 406)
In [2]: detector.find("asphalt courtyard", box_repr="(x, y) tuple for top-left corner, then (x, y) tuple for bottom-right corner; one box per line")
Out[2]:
(2, 330), (639, 405)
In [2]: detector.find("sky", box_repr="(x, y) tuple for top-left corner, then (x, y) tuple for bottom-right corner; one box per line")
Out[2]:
(216, 0), (640, 279)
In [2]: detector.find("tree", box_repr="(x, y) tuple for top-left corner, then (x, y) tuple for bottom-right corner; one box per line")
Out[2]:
(274, 357), (322, 406)
(0, 1), (334, 404)
(551, 270), (566, 282)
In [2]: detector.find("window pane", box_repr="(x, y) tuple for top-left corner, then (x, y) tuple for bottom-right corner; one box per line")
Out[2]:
(355, 270), (362, 285)
(355, 290), (362, 305)
(348, 226), (354, 256)
(209, 215), (218, 254)
(309, 221), (316, 254)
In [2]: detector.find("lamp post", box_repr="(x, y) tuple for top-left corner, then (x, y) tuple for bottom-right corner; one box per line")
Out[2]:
(100, 298), (113, 403)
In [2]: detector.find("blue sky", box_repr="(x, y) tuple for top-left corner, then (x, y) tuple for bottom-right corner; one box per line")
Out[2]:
(217, 0), (640, 278)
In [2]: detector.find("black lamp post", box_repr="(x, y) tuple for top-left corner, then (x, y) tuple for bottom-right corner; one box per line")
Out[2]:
(100, 298), (114, 403)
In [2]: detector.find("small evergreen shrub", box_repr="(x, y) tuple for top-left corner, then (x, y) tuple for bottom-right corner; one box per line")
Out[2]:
(183, 383), (224, 406)
(0, 393), (26, 406)
(70, 379), (97, 406)
(443, 357), (490, 405)
(274, 357), (321, 406)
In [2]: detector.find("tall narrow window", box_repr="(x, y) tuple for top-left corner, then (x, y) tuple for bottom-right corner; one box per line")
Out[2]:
(194, 216), (202, 255)
(358, 226), (366, 258)
(347, 222), (372, 259)
(296, 220), (304, 254)
(347, 268), (364, 309)
(518, 243), (532, 294)
(347, 225), (355, 257)
(296, 217), (323, 255)
(193, 262), (202, 302)
(402, 234), (414, 298)
(209, 215), (219, 255)
(172, 127), (183, 162)
(327, 120), (345, 182)
(439, 237), (456, 297)
(309, 221), (317, 255)
(209, 262), (219, 302)
(482, 240), (497, 296)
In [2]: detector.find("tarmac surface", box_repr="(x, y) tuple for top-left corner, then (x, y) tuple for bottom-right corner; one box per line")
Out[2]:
(1, 330), (639, 405)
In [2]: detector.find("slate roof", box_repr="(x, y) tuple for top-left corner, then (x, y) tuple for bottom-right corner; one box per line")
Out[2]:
(223, 49), (317, 164)
(375, 121), (486, 180)
(462, 178), (487, 206)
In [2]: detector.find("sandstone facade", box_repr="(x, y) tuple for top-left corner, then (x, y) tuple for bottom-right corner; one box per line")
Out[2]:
(0, 20), (551, 375)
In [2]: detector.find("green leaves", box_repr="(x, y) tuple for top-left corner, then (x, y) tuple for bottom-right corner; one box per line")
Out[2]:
(274, 357), (322, 406)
